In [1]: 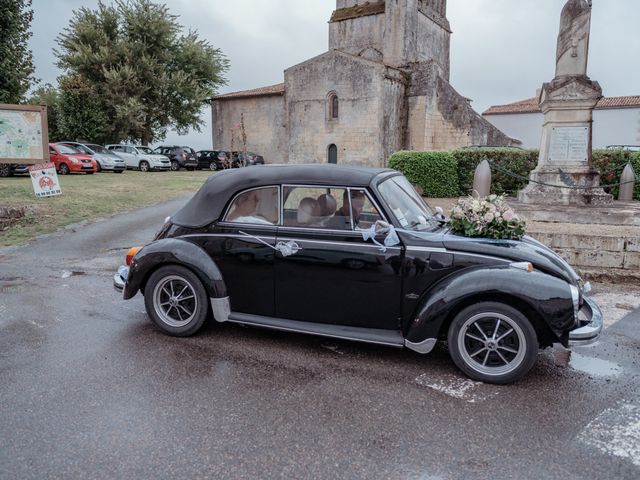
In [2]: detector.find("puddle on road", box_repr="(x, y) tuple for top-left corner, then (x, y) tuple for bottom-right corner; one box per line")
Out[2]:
(569, 352), (623, 377)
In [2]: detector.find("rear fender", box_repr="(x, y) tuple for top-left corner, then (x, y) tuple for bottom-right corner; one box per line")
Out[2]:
(123, 238), (227, 300)
(405, 266), (574, 345)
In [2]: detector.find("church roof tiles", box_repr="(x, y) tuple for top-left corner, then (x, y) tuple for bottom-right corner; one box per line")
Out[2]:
(484, 95), (640, 115)
(213, 83), (285, 101)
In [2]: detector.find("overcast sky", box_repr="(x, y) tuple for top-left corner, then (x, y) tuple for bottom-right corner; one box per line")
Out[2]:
(30, 0), (640, 150)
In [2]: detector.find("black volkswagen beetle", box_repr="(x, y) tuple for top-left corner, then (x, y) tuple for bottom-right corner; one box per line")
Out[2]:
(114, 164), (602, 384)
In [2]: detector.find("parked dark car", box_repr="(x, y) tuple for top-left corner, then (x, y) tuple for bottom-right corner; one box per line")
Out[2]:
(195, 150), (229, 170)
(114, 165), (602, 384)
(0, 164), (29, 177)
(224, 151), (265, 167)
(152, 145), (198, 171)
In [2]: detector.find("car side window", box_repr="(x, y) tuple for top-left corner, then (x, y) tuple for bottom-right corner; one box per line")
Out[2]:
(224, 187), (279, 226)
(282, 186), (349, 229)
(282, 186), (384, 230)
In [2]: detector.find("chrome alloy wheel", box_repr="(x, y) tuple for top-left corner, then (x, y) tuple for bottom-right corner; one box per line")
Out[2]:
(457, 312), (527, 377)
(152, 275), (198, 327)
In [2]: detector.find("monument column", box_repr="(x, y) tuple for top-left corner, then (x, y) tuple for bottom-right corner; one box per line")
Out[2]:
(518, 0), (612, 205)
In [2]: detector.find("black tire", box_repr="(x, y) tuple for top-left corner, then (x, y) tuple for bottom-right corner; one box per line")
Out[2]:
(96, 162), (102, 172)
(209, 161), (218, 171)
(170, 160), (180, 171)
(0, 164), (11, 177)
(59, 163), (70, 175)
(144, 265), (209, 337)
(139, 161), (150, 172)
(447, 302), (538, 384)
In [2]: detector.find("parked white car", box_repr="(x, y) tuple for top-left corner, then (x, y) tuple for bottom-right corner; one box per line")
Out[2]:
(106, 145), (171, 172)
(58, 142), (126, 173)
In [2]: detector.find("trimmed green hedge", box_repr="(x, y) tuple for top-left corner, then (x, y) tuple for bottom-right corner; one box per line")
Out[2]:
(390, 148), (640, 199)
(388, 151), (459, 197)
(452, 148), (539, 196)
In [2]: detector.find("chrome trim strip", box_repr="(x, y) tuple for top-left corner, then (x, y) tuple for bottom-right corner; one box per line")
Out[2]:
(275, 237), (402, 251)
(406, 246), (448, 253)
(225, 315), (404, 348)
(211, 297), (231, 323)
(404, 338), (437, 354)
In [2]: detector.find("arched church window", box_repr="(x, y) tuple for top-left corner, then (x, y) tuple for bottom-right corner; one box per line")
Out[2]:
(327, 92), (339, 120)
(328, 144), (337, 164)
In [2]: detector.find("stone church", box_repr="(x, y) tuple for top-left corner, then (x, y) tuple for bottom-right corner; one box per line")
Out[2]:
(211, 0), (515, 166)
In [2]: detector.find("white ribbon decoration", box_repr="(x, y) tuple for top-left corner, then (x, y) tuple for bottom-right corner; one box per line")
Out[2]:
(360, 224), (401, 252)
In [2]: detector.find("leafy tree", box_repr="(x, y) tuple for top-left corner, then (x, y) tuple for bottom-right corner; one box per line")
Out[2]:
(28, 84), (62, 141)
(55, 0), (229, 144)
(57, 75), (109, 143)
(0, 0), (37, 103)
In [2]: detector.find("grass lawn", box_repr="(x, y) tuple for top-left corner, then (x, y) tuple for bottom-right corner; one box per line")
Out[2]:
(0, 170), (212, 247)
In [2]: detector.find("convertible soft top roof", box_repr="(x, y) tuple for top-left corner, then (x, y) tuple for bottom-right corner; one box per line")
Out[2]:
(171, 164), (396, 228)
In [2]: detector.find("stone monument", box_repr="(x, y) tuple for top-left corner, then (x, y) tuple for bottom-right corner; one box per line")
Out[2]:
(518, 0), (612, 205)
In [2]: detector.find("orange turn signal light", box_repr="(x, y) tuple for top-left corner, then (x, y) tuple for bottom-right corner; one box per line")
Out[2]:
(126, 246), (142, 266)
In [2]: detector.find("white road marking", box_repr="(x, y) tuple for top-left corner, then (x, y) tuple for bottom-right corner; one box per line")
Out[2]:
(415, 373), (494, 403)
(578, 403), (640, 466)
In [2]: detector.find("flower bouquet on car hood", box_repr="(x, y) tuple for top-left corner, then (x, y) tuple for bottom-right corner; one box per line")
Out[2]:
(449, 195), (526, 240)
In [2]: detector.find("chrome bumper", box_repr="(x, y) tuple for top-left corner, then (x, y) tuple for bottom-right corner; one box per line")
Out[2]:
(113, 265), (129, 294)
(569, 296), (603, 346)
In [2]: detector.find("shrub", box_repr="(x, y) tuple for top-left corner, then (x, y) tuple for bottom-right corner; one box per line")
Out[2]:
(451, 148), (539, 196)
(592, 149), (640, 200)
(388, 151), (459, 197)
(449, 195), (526, 240)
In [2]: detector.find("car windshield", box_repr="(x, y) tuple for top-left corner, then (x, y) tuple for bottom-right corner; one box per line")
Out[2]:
(86, 144), (109, 154)
(181, 147), (195, 154)
(136, 146), (153, 154)
(378, 175), (436, 231)
(56, 145), (80, 154)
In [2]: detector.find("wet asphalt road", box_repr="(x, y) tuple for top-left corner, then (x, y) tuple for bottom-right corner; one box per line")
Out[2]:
(1, 199), (639, 479)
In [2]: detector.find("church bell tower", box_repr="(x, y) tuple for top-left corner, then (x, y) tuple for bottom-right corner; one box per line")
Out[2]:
(329, 0), (451, 79)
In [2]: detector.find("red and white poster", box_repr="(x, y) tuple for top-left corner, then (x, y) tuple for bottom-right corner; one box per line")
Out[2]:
(28, 163), (62, 198)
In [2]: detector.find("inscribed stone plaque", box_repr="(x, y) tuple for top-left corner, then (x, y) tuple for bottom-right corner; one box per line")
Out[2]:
(549, 126), (589, 162)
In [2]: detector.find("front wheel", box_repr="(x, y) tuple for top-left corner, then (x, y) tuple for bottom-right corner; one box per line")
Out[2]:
(209, 162), (218, 171)
(59, 163), (70, 175)
(139, 161), (150, 172)
(170, 161), (180, 171)
(0, 164), (11, 177)
(447, 302), (538, 384)
(144, 265), (209, 336)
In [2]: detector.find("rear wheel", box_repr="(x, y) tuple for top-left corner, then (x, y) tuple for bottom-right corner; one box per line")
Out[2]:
(170, 160), (180, 171)
(0, 164), (11, 177)
(139, 161), (150, 172)
(59, 163), (70, 175)
(144, 265), (209, 336)
(447, 302), (538, 384)
(209, 162), (218, 171)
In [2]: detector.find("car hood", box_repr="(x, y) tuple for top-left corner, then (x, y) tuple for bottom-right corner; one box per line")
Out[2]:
(399, 228), (578, 284)
(440, 231), (579, 284)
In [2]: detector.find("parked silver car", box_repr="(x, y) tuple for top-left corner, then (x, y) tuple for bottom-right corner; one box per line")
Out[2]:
(58, 142), (126, 173)
(106, 145), (171, 172)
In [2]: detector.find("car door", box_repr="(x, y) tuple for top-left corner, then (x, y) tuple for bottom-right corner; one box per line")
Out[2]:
(49, 146), (61, 170)
(274, 185), (403, 330)
(200, 186), (280, 316)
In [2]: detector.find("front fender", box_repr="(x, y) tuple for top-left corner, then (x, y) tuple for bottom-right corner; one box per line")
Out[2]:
(123, 238), (227, 300)
(405, 266), (574, 345)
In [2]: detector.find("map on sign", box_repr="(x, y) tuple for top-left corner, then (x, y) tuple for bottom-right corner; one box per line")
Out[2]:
(0, 109), (44, 161)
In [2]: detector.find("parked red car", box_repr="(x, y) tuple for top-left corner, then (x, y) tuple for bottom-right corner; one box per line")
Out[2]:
(49, 143), (97, 174)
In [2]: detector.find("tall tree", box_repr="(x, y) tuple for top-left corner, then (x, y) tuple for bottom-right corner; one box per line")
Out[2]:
(28, 84), (62, 141)
(0, 0), (37, 103)
(55, 0), (229, 144)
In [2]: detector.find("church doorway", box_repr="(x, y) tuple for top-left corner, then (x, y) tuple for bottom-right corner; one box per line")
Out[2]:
(328, 144), (337, 164)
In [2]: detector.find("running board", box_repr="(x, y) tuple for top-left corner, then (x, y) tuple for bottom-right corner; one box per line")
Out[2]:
(226, 312), (405, 348)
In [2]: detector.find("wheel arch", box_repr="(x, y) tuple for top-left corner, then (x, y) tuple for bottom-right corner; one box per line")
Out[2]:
(405, 266), (573, 348)
(124, 238), (227, 301)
